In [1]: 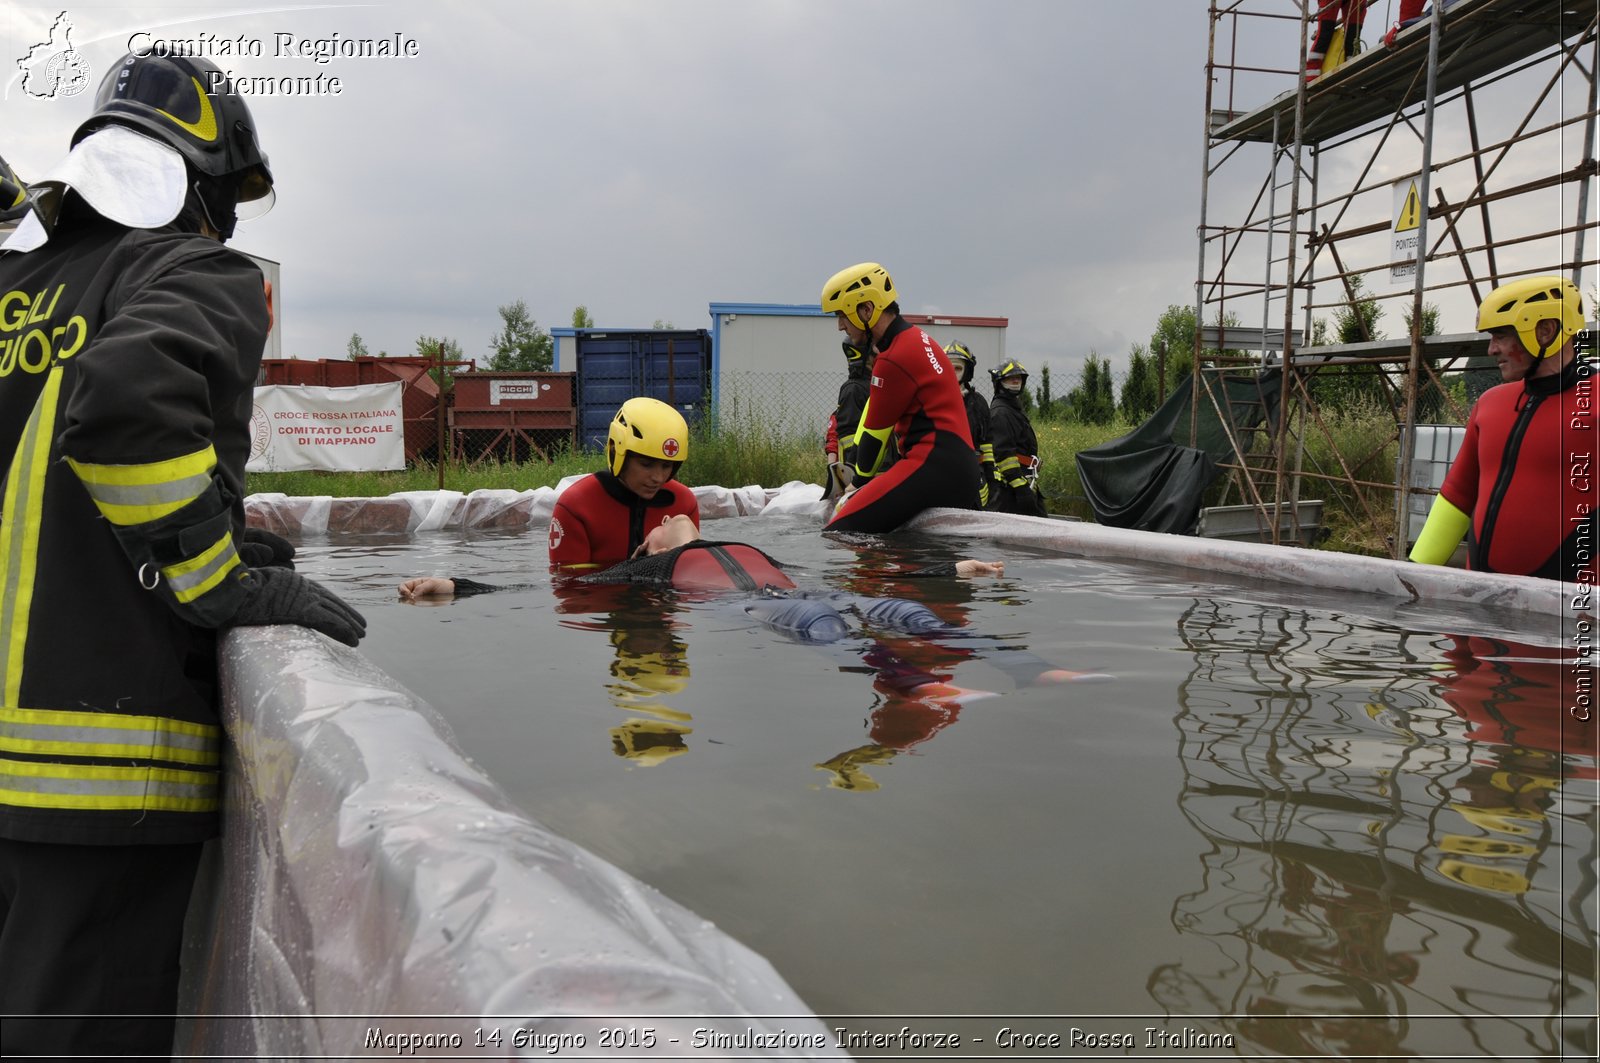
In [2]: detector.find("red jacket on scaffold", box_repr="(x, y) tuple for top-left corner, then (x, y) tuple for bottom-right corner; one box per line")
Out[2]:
(548, 470), (699, 567)
(827, 316), (979, 532)
(1438, 358), (1595, 581)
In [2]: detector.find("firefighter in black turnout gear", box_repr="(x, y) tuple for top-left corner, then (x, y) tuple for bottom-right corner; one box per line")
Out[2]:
(987, 360), (1047, 517)
(945, 342), (995, 508)
(824, 340), (893, 499)
(0, 53), (364, 1060)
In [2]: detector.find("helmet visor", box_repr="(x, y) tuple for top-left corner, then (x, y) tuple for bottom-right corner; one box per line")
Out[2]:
(234, 184), (274, 223)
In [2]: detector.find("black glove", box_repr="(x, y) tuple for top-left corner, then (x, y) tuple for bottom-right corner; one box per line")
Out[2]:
(239, 527), (296, 570)
(227, 566), (367, 646)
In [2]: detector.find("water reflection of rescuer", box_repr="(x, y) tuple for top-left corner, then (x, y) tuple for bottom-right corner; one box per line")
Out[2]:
(398, 517), (1112, 701)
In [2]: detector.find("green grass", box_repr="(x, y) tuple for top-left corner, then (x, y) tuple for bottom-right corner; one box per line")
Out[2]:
(1032, 416), (1139, 519)
(1298, 398), (1405, 556)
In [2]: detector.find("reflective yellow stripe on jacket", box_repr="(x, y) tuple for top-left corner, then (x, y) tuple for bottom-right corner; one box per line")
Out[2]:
(67, 444), (242, 603)
(996, 454), (1031, 488)
(67, 447), (217, 526)
(0, 757), (218, 812)
(0, 366), (63, 710)
(0, 370), (223, 816)
(0, 705), (221, 766)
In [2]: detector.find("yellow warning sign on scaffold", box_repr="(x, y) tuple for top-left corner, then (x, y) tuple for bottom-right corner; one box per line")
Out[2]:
(1395, 181), (1421, 232)
(1391, 178), (1425, 283)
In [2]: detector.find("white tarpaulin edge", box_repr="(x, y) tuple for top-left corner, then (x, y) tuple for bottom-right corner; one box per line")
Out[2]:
(905, 507), (1578, 643)
(244, 483), (1573, 628)
(176, 624), (843, 1057)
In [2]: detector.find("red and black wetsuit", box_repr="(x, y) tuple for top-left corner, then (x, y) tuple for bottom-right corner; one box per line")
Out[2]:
(458, 542), (964, 600)
(547, 471), (699, 567)
(581, 541), (796, 592)
(827, 316), (980, 532)
(1440, 358), (1596, 581)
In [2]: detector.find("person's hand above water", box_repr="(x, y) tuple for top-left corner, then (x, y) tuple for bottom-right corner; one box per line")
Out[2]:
(398, 576), (456, 601)
(955, 559), (1005, 578)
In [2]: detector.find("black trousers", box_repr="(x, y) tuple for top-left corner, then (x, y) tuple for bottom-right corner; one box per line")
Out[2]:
(0, 837), (204, 1061)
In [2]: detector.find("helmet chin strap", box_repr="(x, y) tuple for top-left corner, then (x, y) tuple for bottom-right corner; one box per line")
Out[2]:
(189, 178), (237, 240)
(1523, 331), (1557, 381)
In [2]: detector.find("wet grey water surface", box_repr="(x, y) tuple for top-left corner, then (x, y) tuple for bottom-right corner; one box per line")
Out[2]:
(293, 515), (1597, 1059)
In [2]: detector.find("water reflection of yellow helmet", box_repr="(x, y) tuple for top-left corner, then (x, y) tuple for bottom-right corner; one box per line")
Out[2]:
(606, 397), (688, 477)
(1450, 803), (1535, 835)
(1477, 275), (1585, 360)
(1437, 858), (1530, 896)
(821, 262), (897, 331)
(608, 627), (690, 697)
(610, 719), (691, 766)
(814, 744), (897, 792)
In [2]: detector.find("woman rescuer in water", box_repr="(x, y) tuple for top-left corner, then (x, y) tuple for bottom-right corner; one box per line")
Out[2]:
(399, 395), (1003, 602)
(544, 396), (700, 569)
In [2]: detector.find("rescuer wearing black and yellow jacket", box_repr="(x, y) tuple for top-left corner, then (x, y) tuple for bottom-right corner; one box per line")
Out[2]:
(945, 341), (995, 508)
(987, 360), (1048, 517)
(0, 54), (364, 1058)
(823, 340), (882, 499)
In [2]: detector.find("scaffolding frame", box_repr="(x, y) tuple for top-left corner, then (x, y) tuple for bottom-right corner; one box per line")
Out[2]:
(1196, 0), (1600, 555)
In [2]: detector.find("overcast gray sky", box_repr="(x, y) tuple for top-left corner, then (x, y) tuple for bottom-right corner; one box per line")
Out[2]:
(3, 1), (1302, 387)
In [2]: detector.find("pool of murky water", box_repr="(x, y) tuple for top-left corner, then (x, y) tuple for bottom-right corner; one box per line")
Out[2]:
(293, 514), (1597, 1059)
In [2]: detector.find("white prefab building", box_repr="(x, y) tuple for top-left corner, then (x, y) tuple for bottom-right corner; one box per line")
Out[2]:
(708, 302), (1009, 441)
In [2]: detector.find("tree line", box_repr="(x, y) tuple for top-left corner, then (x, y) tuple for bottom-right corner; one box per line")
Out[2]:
(343, 303), (680, 387)
(1024, 278), (1458, 427)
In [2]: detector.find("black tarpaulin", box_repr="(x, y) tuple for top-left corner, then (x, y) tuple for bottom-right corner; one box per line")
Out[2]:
(1074, 370), (1282, 534)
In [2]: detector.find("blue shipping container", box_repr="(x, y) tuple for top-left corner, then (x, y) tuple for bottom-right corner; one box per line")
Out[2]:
(573, 329), (711, 451)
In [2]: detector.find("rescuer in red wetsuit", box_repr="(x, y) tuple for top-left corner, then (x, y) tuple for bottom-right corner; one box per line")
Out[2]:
(819, 262), (981, 532)
(1410, 276), (1596, 582)
(546, 396), (700, 568)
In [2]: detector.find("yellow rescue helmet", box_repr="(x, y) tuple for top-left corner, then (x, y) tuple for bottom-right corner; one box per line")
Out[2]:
(821, 262), (897, 331)
(606, 397), (688, 477)
(1477, 275), (1585, 360)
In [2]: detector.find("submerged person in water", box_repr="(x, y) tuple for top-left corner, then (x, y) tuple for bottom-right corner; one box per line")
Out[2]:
(399, 517), (1103, 686)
